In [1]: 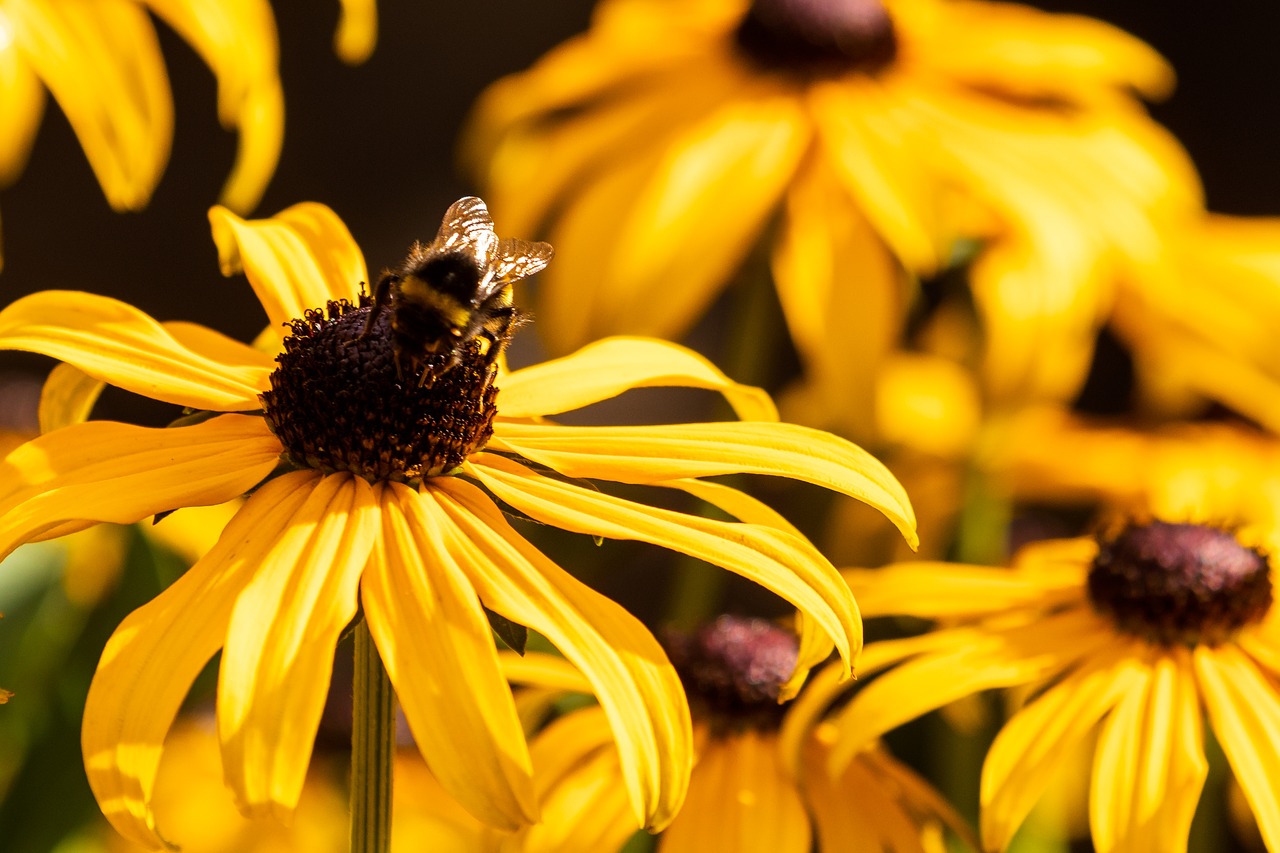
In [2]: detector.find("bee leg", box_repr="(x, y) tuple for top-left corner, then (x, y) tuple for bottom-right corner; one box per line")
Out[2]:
(353, 273), (398, 342)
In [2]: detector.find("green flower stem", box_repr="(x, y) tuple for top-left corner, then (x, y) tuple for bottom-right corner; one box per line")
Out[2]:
(351, 615), (394, 853)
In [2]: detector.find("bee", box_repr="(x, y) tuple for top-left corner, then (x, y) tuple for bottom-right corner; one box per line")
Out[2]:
(358, 196), (553, 385)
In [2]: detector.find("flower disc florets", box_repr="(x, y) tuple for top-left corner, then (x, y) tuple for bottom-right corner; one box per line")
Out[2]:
(1087, 521), (1273, 647)
(735, 0), (897, 76)
(260, 297), (500, 484)
(662, 616), (798, 734)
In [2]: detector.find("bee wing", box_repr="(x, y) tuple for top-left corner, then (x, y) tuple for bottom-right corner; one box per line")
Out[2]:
(489, 238), (555, 286)
(433, 196), (498, 268)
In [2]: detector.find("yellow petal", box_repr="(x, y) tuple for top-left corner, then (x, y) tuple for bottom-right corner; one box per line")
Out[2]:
(468, 453), (861, 676)
(517, 706), (639, 853)
(333, 0), (377, 64)
(1194, 644), (1280, 852)
(209, 204), (364, 332)
(540, 87), (808, 348)
(497, 337), (777, 422)
(145, 0), (283, 213)
(0, 19), (44, 184)
(1090, 649), (1205, 853)
(362, 482), (537, 830)
(812, 77), (943, 274)
(0, 291), (271, 410)
(421, 477), (692, 831)
(843, 561), (1083, 619)
(980, 643), (1149, 851)
(272, 202), (370, 298)
(12, 0), (171, 210)
(146, 499), (243, 565)
(499, 650), (593, 694)
(0, 415), (280, 562)
(808, 738), (936, 852)
(81, 471), (316, 848)
(37, 362), (104, 433)
(663, 732), (810, 853)
(832, 608), (1108, 772)
(490, 420), (917, 547)
(218, 473), (378, 816)
(772, 155), (907, 439)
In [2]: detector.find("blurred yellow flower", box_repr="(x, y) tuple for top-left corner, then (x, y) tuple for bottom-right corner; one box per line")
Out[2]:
(463, 0), (1199, 435)
(833, 520), (1280, 853)
(398, 625), (973, 852)
(0, 0), (378, 270)
(0, 198), (916, 848)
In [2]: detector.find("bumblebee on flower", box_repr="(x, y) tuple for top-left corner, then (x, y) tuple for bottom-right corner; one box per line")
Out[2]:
(0, 197), (916, 848)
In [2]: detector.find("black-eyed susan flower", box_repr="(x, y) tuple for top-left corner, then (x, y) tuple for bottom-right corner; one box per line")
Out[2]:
(0, 198), (916, 847)
(462, 0), (1199, 435)
(0, 0), (377, 269)
(830, 519), (1280, 853)
(396, 623), (973, 852)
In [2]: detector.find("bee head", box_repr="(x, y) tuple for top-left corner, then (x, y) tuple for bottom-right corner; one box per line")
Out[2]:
(406, 249), (483, 303)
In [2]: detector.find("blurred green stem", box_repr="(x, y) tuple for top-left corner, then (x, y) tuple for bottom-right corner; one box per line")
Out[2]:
(351, 615), (394, 853)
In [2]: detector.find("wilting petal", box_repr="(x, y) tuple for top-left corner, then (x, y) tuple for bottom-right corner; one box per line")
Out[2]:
(145, 0), (282, 212)
(490, 421), (917, 547)
(333, 0), (376, 64)
(0, 415), (280, 561)
(0, 291), (271, 409)
(663, 731), (810, 853)
(209, 205), (363, 331)
(981, 644), (1149, 851)
(497, 337), (776, 422)
(10, 0), (171, 210)
(422, 478), (692, 831)
(832, 608), (1109, 771)
(468, 453), (860, 678)
(362, 483), (537, 830)
(82, 471), (317, 848)
(1194, 645), (1280, 852)
(218, 473), (379, 815)
(1090, 650), (1205, 853)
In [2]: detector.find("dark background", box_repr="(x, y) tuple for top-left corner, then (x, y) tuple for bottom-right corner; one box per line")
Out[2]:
(0, 0), (1277, 417)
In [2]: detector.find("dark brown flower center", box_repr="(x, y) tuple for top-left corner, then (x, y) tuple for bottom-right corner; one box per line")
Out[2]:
(662, 616), (798, 733)
(734, 0), (897, 77)
(1087, 521), (1273, 646)
(260, 297), (500, 484)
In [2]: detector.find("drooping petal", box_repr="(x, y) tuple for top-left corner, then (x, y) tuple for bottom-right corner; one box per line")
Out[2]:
(467, 454), (860, 678)
(497, 337), (776, 422)
(144, 0), (283, 213)
(0, 415), (280, 561)
(831, 608), (1109, 771)
(361, 482), (537, 830)
(218, 473), (379, 816)
(0, 15), (44, 186)
(1090, 649), (1205, 853)
(333, 0), (377, 64)
(0, 291), (271, 409)
(663, 731), (810, 853)
(209, 204), (364, 332)
(421, 477), (692, 831)
(772, 148), (907, 439)
(1194, 644), (1280, 852)
(82, 470), (317, 848)
(10, 0), (171, 210)
(980, 643), (1150, 852)
(489, 421), (917, 546)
